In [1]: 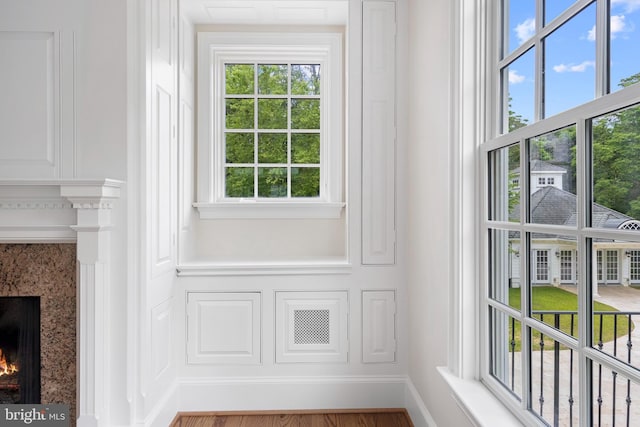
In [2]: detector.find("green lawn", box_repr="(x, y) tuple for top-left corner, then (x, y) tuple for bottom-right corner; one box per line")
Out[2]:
(506, 286), (633, 351)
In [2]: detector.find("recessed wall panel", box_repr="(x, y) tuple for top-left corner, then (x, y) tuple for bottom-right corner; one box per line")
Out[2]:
(362, 2), (396, 265)
(0, 32), (58, 178)
(151, 299), (172, 378)
(362, 290), (396, 363)
(152, 86), (173, 273)
(187, 292), (261, 365)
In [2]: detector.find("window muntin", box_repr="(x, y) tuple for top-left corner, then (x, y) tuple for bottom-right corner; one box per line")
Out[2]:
(196, 32), (344, 219)
(560, 249), (576, 282)
(504, 0), (535, 55)
(610, 2), (640, 94)
(485, 1), (640, 424)
(544, 0), (580, 25)
(630, 250), (640, 282)
(490, 308), (524, 400)
(528, 125), (577, 225)
(223, 62), (322, 199)
(503, 48), (535, 131)
(592, 104), (640, 227)
(543, 3), (596, 119)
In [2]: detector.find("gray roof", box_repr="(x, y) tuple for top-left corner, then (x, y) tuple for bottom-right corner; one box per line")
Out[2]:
(510, 186), (632, 226)
(512, 160), (569, 175)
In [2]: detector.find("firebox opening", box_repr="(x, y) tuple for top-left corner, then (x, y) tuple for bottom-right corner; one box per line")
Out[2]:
(0, 296), (41, 404)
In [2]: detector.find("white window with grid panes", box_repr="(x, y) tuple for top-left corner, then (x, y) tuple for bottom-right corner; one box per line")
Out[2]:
(484, 1), (640, 425)
(195, 32), (344, 219)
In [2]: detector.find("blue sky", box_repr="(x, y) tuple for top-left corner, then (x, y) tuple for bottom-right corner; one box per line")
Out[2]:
(507, 0), (640, 123)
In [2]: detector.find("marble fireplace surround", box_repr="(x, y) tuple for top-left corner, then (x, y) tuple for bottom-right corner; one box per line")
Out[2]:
(0, 179), (122, 427)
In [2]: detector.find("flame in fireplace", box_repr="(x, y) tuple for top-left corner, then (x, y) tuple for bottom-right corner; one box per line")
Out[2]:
(0, 349), (18, 376)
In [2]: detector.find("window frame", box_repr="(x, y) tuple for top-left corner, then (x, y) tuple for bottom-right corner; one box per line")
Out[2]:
(195, 31), (344, 219)
(480, 1), (640, 425)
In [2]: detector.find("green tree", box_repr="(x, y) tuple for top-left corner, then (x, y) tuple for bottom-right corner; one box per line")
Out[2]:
(224, 63), (321, 198)
(591, 72), (640, 218)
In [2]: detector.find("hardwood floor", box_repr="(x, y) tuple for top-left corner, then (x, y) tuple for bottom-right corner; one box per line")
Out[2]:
(170, 409), (414, 427)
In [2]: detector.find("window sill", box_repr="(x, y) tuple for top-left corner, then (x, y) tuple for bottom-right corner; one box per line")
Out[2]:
(177, 260), (352, 276)
(193, 201), (345, 219)
(437, 367), (524, 427)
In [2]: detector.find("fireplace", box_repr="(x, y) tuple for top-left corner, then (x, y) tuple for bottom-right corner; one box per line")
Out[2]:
(0, 296), (41, 404)
(0, 179), (121, 427)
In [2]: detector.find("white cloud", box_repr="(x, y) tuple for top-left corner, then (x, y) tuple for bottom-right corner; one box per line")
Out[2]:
(509, 69), (526, 84)
(587, 15), (629, 41)
(612, 0), (640, 13)
(611, 14), (628, 35)
(553, 61), (595, 73)
(515, 18), (535, 44)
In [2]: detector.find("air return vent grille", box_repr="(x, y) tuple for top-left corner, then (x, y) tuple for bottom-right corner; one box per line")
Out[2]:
(294, 309), (330, 345)
(275, 291), (348, 363)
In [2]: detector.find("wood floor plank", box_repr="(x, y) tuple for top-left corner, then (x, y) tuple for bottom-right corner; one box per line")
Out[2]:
(172, 410), (412, 427)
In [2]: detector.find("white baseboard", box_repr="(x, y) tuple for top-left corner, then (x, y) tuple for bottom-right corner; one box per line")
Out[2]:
(142, 376), (436, 426)
(143, 382), (179, 427)
(177, 375), (408, 412)
(404, 378), (437, 427)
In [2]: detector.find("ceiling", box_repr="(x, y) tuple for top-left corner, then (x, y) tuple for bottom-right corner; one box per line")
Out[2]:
(182, 0), (349, 26)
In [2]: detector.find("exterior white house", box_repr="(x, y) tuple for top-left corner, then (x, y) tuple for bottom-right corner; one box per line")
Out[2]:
(508, 162), (640, 291)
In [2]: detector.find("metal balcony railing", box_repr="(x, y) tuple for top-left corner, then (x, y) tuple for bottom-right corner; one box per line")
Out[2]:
(508, 311), (640, 427)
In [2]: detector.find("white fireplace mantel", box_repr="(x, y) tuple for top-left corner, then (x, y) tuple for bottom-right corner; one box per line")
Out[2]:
(0, 178), (123, 427)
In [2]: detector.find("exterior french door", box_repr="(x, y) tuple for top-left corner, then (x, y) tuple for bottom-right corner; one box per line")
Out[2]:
(597, 249), (619, 284)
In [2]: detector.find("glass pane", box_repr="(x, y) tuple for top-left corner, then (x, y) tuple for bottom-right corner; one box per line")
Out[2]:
(544, 3), (596, 119)
(529, 233), (579, 337)
(590, 238), (640, 371)
(489, 229), (521, 309)
(489, 144), (521, 222)
(258, 133), (287, 163)
(505, 0), (536, 55)
(225, 99), (254, 129)
(258, 99), (287, 129)
(291, 133), (320, 164)
(529, 126), (577, 225)
(544, 0), (578, 25)
(291, 64), (321, 95)
(258, 167), (287, 197)
(529, 326), (580, 427)
(258, 64), (288, 95)
(610, 2), (640, 93)
(225, 167), (254, 197)
(291, 167), (320, 198)
(489, 308), (523, 400)
(503, 49), (534, 132)
(591, 105), (640, 226)
(225, 64), (254, 95)
(225, 133), (254, 164)
(592, 362), (639, 426)
(291, 99), (320, 129)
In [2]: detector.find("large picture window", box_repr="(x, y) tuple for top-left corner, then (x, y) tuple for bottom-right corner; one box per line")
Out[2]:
(196, 32), (344, 219)
(484, 1), (640, 425)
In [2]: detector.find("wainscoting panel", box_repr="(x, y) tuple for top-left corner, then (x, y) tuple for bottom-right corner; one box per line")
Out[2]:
(151, 299), (173, 379)
(361, 1), (396, 265)
(275, 291), (348, 363)
(362, 290), (396, 363)
(0, 31), (61, 178)
(187, 292), (261, 365)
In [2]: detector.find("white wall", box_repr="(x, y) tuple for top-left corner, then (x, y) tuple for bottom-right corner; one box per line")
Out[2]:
(0, 1), (131, 425)
(1, 0), (483, 425)
(406, 0), (474, 425)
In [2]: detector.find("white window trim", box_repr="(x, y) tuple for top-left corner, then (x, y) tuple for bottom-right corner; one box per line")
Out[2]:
(476, 2), (640, 426)
(443, 1), (558, 426)
(195, 31), (344, 219)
